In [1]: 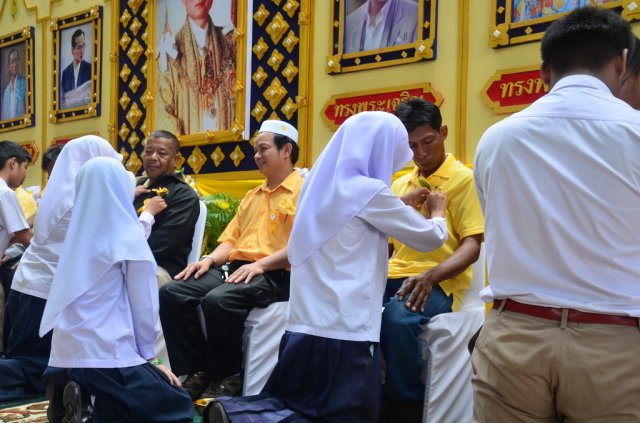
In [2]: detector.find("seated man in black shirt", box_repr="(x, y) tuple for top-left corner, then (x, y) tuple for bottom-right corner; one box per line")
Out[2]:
(133, 130), (200, 284)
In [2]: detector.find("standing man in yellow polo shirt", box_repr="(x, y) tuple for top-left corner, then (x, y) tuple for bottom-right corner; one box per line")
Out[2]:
(380, 99), (484, 421)
(159, 120), (303, 400)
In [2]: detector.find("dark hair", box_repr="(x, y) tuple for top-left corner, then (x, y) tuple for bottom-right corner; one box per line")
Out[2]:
(148, 130), (180, 154)
(71, 29), (85, 48)
(8, 48), (19, 61)
(0, 140), (32, 169)
(394, 98), (442, 133)
(541, 6), (633, 76)
(42, 144), (64, 171)
(274, 134), (299, 165)
(626, 36), (640, 77)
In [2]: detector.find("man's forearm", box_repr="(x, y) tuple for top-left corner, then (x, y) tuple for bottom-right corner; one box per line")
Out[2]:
(255, 247), (289, 272)
(422, 234), (482, 286)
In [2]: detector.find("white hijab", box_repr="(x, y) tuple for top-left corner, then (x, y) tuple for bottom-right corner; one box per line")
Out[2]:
(35, 135), (122, 241)
(288, 111), (412, 266)
(40, 157), (156, 336)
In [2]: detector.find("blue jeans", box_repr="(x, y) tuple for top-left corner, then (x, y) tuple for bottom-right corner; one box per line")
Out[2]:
(380, 282), (453, 401)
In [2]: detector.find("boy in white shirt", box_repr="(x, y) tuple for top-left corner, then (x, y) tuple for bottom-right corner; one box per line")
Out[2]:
(0, 140), (32, 265)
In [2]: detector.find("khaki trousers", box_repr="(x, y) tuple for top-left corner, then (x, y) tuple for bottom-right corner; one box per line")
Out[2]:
(472, 308), (640, 423)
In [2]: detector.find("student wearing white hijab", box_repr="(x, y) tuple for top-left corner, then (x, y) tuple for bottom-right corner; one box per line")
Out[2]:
(0, 135), (123, 401)
(41, 157), (193, 423)
(210, 111), (448, 422)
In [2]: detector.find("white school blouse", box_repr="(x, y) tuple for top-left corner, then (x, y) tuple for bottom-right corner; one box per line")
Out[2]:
(13, 211), (153, 300)
(286, 188), (447, 342)
(48, 260), (158, 368)
(0, 178), (29, 256)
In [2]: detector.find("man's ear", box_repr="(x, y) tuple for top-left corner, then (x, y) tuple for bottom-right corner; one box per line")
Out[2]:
(440, 125), (448, 141)
(618, 48), (628, 80)
(283, 142), (293, 159)
(540, 61), (551, 86)
(7, 157), (17, 170)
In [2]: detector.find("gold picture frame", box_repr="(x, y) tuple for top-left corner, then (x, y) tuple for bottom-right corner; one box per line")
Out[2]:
(0, 27), (35, 132)
(490, 0), (640, 48)
(50, 6), (103, 123)
(327, 0), (437, 74)
(149, 0), (247, 147)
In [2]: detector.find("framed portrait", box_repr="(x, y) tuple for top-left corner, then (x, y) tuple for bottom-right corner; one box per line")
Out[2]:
(152, 0), (247, 146)
(327, 0), (437, 74)
(50, 6), (103, 123)
(490, 0), (640, 48)
(0, 27), (35, 132)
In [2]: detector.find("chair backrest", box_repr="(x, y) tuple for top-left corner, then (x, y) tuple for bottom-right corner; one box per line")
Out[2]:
(187, 200), (207, 264)
(457, 242), (485, 311)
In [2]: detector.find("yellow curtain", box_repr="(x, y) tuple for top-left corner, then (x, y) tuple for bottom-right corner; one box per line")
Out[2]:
(193, 173), (263, 199)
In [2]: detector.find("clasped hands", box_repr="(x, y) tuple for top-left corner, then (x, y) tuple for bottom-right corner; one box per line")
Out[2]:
(401, 187), (447, 218)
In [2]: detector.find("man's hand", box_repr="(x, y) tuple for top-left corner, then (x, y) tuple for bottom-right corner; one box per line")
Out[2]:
(425, 191), (447, 218)
(226, 262), (266, 284)
(401, 188), (430, 210)
(174, 258), (212, 281)
(135, 186), (150, 197)
(154, 363), (182, 387)
(397, 272), (434, 313)
(144, 196), (167, 216)
(0, 253), (9, 265)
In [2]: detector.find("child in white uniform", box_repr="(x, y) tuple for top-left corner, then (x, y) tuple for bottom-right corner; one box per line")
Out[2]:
(40, 157), (193, 423)
(0, 140), (31, 265)
(211, 111), (448, 422)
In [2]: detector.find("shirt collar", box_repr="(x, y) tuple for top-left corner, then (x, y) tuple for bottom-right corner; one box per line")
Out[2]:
(0, 177), (8, 190)
(143, 172), (187, 187)
(365, 0), (392, 28)
(412, 153), (456, 181)
(259, 169), (300, 193)
(550, 74), (613, 96)
(188, 17), (210, 49)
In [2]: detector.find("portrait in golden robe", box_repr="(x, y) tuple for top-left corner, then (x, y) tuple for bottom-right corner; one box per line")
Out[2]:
(155, 0), (236, 136)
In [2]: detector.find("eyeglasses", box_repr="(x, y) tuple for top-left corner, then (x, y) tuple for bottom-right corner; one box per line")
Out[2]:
(73, 43), (86, 51)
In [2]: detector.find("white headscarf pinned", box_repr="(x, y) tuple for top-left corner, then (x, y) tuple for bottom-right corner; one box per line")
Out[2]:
(288, 111), (412, 266)
(35, 135), (122, 241)
(40, 157), (155, 336)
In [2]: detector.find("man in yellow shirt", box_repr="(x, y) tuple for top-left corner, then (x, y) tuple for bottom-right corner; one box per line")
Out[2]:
(160, 120), (303, 400)
(380, 99), (484, 421)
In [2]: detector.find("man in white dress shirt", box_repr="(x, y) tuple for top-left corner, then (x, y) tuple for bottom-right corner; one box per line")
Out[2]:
(344, 0), (418, 53)
(472, 7), (640, 422)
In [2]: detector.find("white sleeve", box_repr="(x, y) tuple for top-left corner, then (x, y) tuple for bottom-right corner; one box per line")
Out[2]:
(0, 190), (29, 234)
(138, 211), (155, 240)
(358, 187), (447, 252)
(124, 260), (159, 360)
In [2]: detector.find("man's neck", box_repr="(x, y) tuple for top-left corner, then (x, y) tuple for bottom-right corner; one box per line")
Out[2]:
(73, 60), (81, 68)
(265, 168), (294, 190)
(418, 159), (446, 179)
(189, 15), (210, 30)
(368, 0), (385, 24)
(0, 171), (10, 188)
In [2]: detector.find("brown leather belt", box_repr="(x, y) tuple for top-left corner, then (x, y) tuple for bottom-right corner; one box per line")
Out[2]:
(493, 299), (639, 327)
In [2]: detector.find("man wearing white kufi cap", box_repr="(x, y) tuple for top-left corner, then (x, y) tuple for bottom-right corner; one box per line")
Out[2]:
(160, 119), (303, 400)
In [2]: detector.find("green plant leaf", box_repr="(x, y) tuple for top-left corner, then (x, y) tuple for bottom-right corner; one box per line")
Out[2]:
(200, 193), (241, 254)
(418, 179), (431, 190)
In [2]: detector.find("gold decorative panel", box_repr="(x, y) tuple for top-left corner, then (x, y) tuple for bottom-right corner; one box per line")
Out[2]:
(187, 146), (206, 174)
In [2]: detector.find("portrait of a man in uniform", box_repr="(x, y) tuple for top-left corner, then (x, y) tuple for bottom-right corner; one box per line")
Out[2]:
(155, 0), (237, 136)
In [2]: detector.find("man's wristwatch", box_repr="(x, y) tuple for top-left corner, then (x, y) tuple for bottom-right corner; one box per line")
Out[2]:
(200, 254), (216, 266)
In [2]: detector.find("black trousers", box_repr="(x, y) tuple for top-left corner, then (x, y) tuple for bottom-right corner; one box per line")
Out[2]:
(159, 262), (290, 381)
(0, 290), (52, 401)
(0, 255), (20, 296)
(44, 364), (194, 423)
